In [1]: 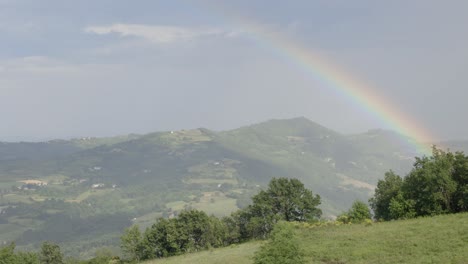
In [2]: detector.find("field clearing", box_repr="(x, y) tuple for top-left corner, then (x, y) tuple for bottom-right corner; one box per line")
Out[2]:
(0, 193), (33, 203)
(0, 180), (20, 189)
(165, 193), (239, 217)
(70, 189), (114, 202)
(166, 201), (186, 211)
(185, 178), (238, 185)
(191, 196), (238, 217)
(134, 211), (164, 230)
(142, 213), (468, 264)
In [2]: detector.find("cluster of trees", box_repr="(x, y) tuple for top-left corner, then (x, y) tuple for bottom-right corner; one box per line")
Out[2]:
(0, 241), (117, 264)
(0, 242), (64, 264)
(120, 177), (321, 261)
(370, 147), (468, 220)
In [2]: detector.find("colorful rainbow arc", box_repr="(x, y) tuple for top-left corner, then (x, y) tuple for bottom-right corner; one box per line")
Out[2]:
(203, 3), (435, 154)
(241, 22), (434, 154)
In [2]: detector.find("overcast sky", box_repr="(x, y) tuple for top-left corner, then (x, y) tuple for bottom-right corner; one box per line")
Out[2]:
(1, 0), (467, 141)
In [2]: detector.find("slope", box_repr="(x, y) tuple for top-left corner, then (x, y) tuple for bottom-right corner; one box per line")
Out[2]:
(145, 212), (468, 264)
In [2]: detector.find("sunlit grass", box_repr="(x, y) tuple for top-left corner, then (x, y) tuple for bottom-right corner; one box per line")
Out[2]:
(142, 213), (468, 264)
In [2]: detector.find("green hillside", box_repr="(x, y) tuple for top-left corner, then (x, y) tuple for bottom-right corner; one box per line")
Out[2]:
(145, 213), (468, 264)
(0, 117), (466, 257)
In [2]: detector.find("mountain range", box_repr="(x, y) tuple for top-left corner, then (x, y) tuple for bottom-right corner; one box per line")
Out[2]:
(0, 117), (466, 257)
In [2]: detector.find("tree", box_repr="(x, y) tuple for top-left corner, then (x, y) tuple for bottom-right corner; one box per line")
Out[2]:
(241, 178), (321, 239)
(120, 225), (143, 261)
(140, 210), (229, 259)
(388, 191), (416, 219)
(369, 170), (403, 220)
(0, 243), (39, 264)
(451, 152), (468, 212)
(39, 242), (63, 264)
(141, 218), (180, 259)
(253, 222), (305, 264)
(251, 178), (321, 222)
(347, 200), (372, 223)
(337, 200), (371, 224)
(370, 147), (468, 220)
(0, 243), (17, 264)
(403, 148), (457, 216)
(176, 210), (212, 252)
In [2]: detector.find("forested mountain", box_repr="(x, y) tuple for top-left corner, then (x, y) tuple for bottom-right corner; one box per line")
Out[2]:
(0, 117), (465, 257)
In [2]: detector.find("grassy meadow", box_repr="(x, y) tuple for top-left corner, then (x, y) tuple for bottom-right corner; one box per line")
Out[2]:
(143, 213), (468, 264)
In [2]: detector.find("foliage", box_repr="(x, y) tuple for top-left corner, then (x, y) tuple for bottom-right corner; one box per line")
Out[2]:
(337, 200), (371, 224)
(40, 242), (64, 264)
(252, 178), (322, 222)
(120, 225), (143, 261)
(369, 170), (403, 220)
(0, 243), (17, 264)
(239, 178), (321, 239)
(121, 178), (320, 262)
(145, 213), (468, 264)
(253, 222), (305, 264)
(348, 200), (371, 223)
(0, 243), (40, 264)
(211, 178), (322, 241)
(370, 147), (468, 220)
(137, 210), (229, 260)
(15, 251), (40, 264)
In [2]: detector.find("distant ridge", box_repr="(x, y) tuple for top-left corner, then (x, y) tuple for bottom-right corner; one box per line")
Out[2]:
(1, 117), (467, 256)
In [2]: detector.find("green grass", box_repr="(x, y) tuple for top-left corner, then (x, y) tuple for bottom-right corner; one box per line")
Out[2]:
(191, 196), (238, 217)
(142, 213), (468, 264)
(300, 213), (468, 263)
(165, 192), (239, 217)
(144, 242), (262, 264)
(71, 189), (114, 202)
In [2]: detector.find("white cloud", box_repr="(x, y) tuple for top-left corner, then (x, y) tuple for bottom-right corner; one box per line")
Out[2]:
(84, 23), (236, 43)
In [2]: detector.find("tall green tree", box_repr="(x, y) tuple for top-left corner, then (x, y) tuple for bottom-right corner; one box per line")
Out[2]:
(120, 225), (143, 261)
(451, 151), (468, 212)
(369, 170), (403, 220)
(251, 178), (321, 222)
(0, 243), (17, 264)
(403, 148), (457, 216)
(39, 242), (63, 264)
(242, 178), (321, 238)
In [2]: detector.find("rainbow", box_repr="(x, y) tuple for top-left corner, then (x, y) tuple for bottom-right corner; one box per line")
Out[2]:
(245, 23), (434, 154)
(205, 4), (435, 154)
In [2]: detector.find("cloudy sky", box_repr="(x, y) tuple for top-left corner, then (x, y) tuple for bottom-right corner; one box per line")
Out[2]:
(1, 0), (467, 141)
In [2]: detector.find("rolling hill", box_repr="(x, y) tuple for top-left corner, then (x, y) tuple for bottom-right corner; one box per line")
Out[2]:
(0, 117), (466, 257)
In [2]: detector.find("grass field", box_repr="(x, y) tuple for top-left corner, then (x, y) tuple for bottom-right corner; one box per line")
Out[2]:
(143, 213), (468, 264)
(145, 242), (261, 264)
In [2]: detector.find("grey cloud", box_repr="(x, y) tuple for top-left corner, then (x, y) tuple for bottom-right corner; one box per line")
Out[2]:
(84, 24), (238, 43)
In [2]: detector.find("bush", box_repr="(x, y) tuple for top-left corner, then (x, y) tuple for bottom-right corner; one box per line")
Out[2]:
(253, 222), (306, 264)
(337, 201), (371, 224)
